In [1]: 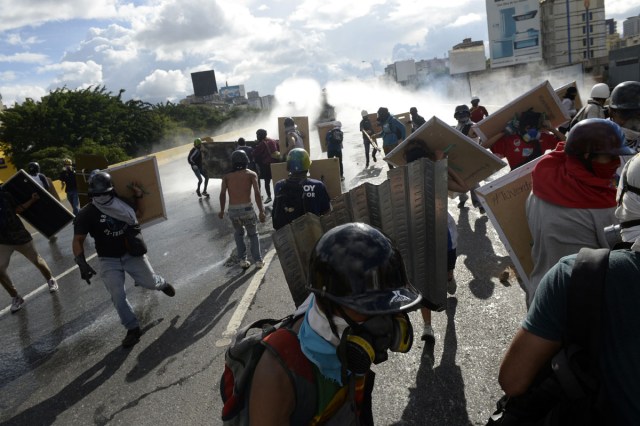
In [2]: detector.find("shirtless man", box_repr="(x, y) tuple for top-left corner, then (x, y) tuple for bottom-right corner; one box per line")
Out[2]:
(218, 150), (266, 269)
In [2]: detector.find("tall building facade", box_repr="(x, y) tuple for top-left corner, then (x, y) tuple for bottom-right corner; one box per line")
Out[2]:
(623, 16), (640, 38)
(540, 0), (607, 67)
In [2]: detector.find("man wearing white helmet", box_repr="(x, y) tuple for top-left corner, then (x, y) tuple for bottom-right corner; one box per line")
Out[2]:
(470, 96), (489, 123)
(359, 110), (378, 167)
(499, 153), (640, 425)
(568, 83), (610, 129)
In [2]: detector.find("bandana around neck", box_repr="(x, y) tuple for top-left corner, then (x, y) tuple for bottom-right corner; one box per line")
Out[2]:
(532, 143), (618, 209)
(92, 195), (138, 225)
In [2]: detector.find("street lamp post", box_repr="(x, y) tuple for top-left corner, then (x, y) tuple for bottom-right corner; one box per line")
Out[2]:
(362, 61), (376, 77)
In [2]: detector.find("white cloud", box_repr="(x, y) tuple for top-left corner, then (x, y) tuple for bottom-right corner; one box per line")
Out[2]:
(0, 52), (49, 63)
(5, 33), (40, 46)
(135, 69), (189, 103)
(0, 84), (47, 106)
(448, 13), (483, 28)
(39, 60), (103, 90)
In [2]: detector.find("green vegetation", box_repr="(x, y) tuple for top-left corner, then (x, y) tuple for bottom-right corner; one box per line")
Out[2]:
(0, 86), (260, 177)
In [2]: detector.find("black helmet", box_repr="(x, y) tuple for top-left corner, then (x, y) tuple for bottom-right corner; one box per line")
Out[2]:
(283, 117), (295, 128)
(377, 107), (390, 122)
(609, 81), (640, 110)
(454, 105), (470, 120)
(88, 171), (113, 196)
(409, 107), (418, 115)
(27, 162), (40, 175)
(256, 129), (267, 140)
(231, 150), (249, 169)
(565, 118), (634, 156)
(308, 223), (422, 315)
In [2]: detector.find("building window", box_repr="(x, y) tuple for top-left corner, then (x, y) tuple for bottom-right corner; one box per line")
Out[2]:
(583, 39), (586, 46)
(583, 51), (587, 59)
(582, 13), (585, 22)
(582, 26), (586, 34)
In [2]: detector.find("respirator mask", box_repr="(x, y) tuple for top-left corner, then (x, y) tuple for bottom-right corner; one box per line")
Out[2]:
(336, 308), (413, 377)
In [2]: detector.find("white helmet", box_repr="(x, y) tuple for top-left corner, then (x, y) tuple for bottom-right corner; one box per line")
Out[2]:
(615, 154), (640, 226)
(590, 83), (610, 99)
(471, 96), (480, 102)
(361, 110), (368, 117)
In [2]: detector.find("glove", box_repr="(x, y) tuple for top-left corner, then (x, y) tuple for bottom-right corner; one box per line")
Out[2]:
(75, 254), (97, 284)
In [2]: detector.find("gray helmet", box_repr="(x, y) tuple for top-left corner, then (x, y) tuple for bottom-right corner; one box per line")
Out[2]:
(308, 223), (422, 315)
(231, 150), (249, 169)
(609, 81), (640, 110)
(284, 117), (295, 128)
(27, 162), (40, 175)
(88, 171), (114, 196)
(565, 118), (634, 156)
(454, 105), (470, 120)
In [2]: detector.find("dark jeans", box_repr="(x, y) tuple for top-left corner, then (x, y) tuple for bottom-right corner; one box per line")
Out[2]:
(328, 149), (344, 177)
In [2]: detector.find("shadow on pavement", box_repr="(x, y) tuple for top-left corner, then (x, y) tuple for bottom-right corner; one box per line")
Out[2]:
(395, 297), (473, 426)
(457, 209), (512, 300)
(1, 342), (132, 425)
(124, 268), (253, 382)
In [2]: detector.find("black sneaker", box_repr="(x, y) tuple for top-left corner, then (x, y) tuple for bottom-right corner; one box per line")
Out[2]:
(202, 191), (210, 197)
(122, 327), (142, 348)
(264, 197), (272, 204)
(196, 189), (201, 197)
(161, 283), (175, 297)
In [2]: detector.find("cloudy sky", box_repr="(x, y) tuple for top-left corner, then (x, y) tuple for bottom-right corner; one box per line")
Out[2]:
(1, 0), (639, 108)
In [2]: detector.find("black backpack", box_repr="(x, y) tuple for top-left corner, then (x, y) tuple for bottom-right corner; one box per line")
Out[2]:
(327, 128), (343, 149)
(487, 248), (611, 426)
(272, 179), (306, 230)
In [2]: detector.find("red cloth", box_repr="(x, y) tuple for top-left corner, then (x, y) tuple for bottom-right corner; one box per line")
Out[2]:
(491, 132), (560, 170)
(531, 142), (618, 209)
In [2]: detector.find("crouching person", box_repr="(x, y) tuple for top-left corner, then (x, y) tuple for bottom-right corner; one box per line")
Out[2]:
(249, 223), (422, 425)
(72, 171), (175, 348)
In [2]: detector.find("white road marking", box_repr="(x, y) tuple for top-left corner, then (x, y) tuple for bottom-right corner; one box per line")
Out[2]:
(215, 248), (276, 347)
(0, 253), (98, 317)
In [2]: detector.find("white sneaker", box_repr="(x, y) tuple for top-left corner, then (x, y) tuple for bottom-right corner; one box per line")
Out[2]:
(421, 325), (435, 343)
(255, 261), (264, 269)
(11, 296), (25, 313)
(47, 278), (59, 293)
(239, 260), (251, 269)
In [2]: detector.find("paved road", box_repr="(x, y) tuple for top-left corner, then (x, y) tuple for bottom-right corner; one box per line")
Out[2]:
(0, 126), (529, 425)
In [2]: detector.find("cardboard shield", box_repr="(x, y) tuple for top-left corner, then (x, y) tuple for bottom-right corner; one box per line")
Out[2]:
(316, 121), (341, 153)
(278, 117), (311, 157)
(200, 140), (260, 179)
(273, 158), (448, 310)
(107, 156), (167, 227)
(473, 80), (569, 142)
(474, 155), (544, 289)
(270, 158), (342, 200)
(384, 116), (506, 188)
(3, 170), (75, 238)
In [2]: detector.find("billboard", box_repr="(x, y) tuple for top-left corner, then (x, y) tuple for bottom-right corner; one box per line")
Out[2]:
(191, 70), (218, 97)
(219, 85), (245, 99)
(486, 0), (542, 68)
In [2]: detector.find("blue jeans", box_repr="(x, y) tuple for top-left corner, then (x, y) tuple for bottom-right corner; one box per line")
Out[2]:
(67, 189), (80, 215)
(99, 254), (166, 330)
(191, 166), (209, 191)
(228, 205), (262, 262)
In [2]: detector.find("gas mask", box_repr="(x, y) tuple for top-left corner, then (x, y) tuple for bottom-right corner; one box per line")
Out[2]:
(336, 310), (413, 377)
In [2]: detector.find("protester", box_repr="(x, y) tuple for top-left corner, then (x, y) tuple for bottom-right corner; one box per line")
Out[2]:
(218, 150), (266, 269)
(72, 171), (175, 348)
(283, 117), (305, 157)
(359, 110), (378, 168)
(453, 105), (483, 212)
(569, 83), (610, 127)
(499, 153), (640, 425)
(59, 158), (80, 215)
(376, 107), (406, 170)
(253, 129), (280, 204)
(236, 137), (258, 175)
(525, 119), (633, 306)
(272, 149), (330, 230)
(481, 109), (564, 170)
(409, 107), (426, 133)
(325, 120), (345, 180)
(558, 86), (578, 134)
(1, 187), (58, 313)
(188, 138), (210, 198)
(469, 96), (489, 123)
(249, 222), (422, 425)
(608, 81), (640, 157)
(27, 162), (58, 200)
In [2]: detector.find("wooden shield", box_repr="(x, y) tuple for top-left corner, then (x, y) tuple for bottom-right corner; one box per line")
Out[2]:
(277, 116), (311, 157)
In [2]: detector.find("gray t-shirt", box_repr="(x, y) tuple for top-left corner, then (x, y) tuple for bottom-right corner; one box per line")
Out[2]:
(524, 250), (640, 425)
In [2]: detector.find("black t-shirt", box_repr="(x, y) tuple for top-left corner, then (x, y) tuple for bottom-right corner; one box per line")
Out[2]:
(59, 168), (77, 191)
(73, 202), (132, 258)
(0, 192), (32, 245)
